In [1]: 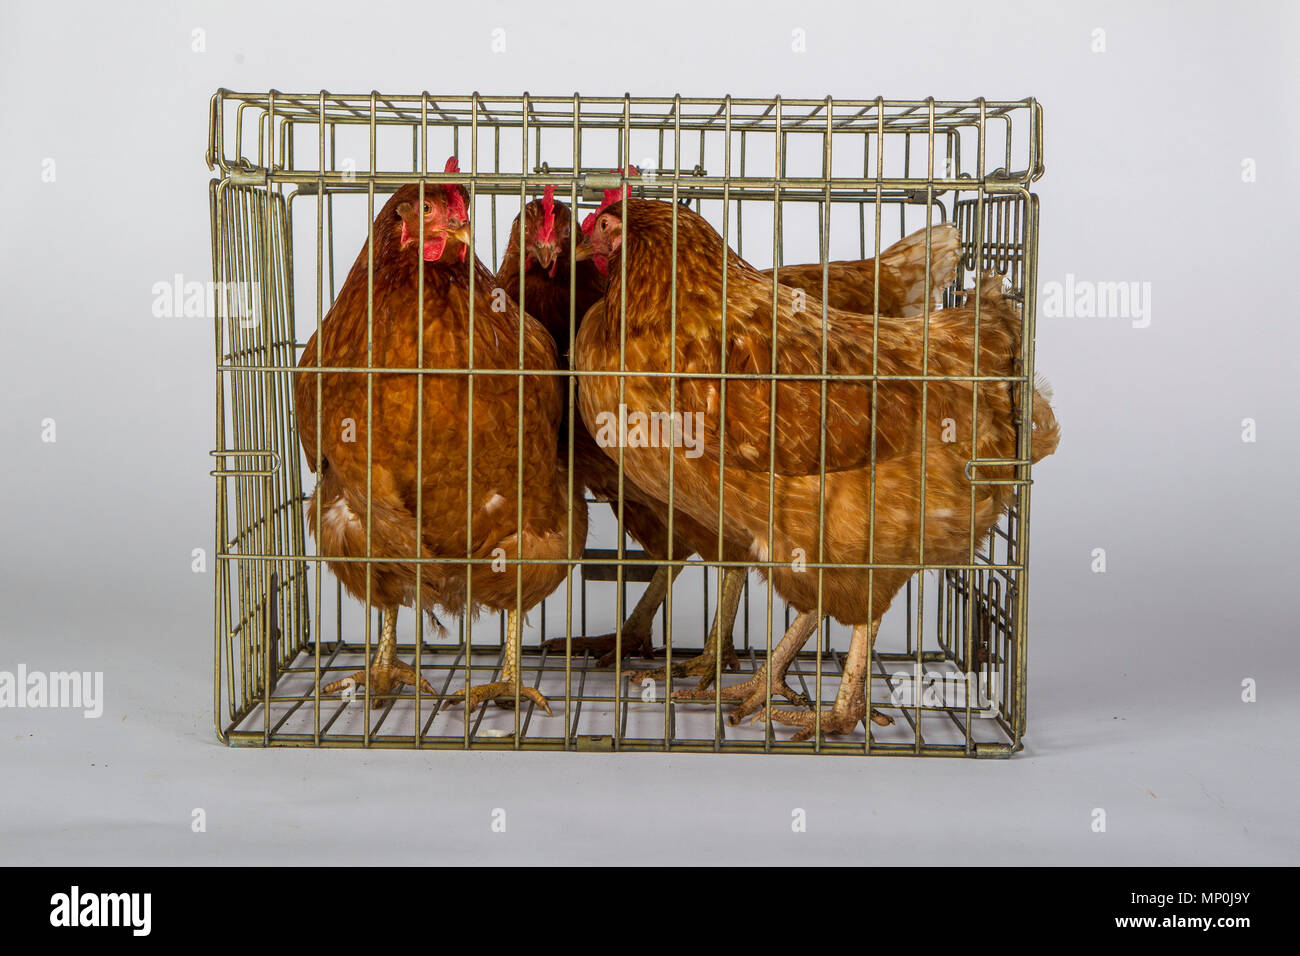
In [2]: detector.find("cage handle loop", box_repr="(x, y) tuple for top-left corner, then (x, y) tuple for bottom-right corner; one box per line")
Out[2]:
(964, 457), (1032, 485)
(210, 449), (282, 478)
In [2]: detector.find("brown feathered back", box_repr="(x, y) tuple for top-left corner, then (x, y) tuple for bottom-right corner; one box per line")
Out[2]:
(590, 199), (1019, 476)
(761, 222), (961, 317)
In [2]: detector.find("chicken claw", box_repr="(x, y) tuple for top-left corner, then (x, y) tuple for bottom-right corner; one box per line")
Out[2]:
(446, 681), (553, 718)
(666, 609), (821, 722)
(323, 662), (436, 708)
(671, 669), (812, 725)
(761, 620), (891, 740)
(322, 609), (435, 709)
(538, 622), (655, 667)
(763, 703), (893, 741)
(624, 566), (746, 690)
(449, 610), (554, 719)
(540, 563), (677, 665)
(628, 640), (742, 692)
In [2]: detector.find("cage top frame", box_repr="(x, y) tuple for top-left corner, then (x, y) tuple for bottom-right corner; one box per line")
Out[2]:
(207, 90), (1044, 193)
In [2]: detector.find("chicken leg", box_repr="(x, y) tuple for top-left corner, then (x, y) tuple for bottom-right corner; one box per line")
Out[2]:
(448, 609), (553, 717)
(671, 610), (819, 722)
(765, 620), (895, 740)
(627, 566), (745, 690)
(323, 608), (435, 709)
(539, 565), (677, 664)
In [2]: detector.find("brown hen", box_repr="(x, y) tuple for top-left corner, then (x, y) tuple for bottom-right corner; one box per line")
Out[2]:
(574, 198), (1058, 738)
(496, 183), (962, 693)
(574, 197), (962, 689)
(295, 164), (586, 716)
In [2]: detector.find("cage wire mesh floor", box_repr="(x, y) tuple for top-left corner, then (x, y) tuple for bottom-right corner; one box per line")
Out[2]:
(235, 647), (1005, 753)
(228, 560), (1021, 755)
(209, 92), (1044, 756)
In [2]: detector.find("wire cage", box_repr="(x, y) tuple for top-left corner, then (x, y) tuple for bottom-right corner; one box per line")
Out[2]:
(206, 91), (1045, 755)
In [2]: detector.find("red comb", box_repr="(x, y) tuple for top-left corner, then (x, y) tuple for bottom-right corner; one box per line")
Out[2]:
(442, 155), (467, 221)
(537, 184), (557, 243)
(581, 165), (639, 235)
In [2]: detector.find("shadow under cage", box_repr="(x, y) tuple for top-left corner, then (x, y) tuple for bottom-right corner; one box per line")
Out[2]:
(206, 91), (1047, 755)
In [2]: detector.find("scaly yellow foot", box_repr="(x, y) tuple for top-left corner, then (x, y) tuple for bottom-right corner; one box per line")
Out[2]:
(624, 568), (745, 689)
(668, 668), (811, 725)
(624, 638), (741, 692)
(447, 681), (553, 718)
(764, 701), (894, 741)
(323, 659), (435, 710)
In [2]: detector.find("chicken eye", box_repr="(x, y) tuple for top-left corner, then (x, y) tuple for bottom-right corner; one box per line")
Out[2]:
(422, 202), (432, 215)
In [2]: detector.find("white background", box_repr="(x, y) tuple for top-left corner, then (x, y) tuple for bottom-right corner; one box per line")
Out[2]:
(1, 0), (1296, 864)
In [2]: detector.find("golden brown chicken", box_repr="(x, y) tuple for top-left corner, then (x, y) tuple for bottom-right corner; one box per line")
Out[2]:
(495, 181), (962, 693)
(574, 197), (1058, 738)
(295, 161), (586, 715)
(571, 192), (962, 688)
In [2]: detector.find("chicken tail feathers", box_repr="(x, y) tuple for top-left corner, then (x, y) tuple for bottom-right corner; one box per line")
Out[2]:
(879, 222), (961, 315)
(1029, 375), (1061, 464)
(952, 275), (1058, 464)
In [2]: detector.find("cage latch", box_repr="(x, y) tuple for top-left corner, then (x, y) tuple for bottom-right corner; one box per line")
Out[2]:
(210, 449), (282, 477)
(963, 457), (1032, 485)
(982, 170), (1028, 193)
(581, 171), (641, 201)
(226, 166), (271, 188)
